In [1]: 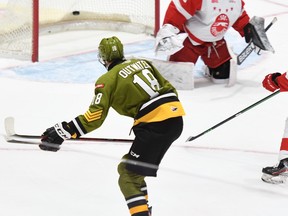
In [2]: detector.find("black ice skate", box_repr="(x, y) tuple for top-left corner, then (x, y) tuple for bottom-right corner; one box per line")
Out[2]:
(261, 158), (288, 184)
(148, 206), (152, 216)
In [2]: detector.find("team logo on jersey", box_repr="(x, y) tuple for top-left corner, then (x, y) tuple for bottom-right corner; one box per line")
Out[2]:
(211, 14), (229, 36)
(95, 83), (105, 89)
(170, 106), (178, 112)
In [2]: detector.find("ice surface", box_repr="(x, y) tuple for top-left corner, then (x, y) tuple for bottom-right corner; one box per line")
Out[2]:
(1, 1), (288, 216)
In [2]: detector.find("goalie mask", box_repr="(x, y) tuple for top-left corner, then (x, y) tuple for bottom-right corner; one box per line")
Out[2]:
(98, 36), (124, 65)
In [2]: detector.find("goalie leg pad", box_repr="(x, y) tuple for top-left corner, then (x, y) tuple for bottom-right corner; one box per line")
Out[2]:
(226, 46), (237, 87)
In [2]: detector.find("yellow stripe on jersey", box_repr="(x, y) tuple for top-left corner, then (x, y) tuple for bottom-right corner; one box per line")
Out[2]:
(133, 101), (185, 126)
(84, 109), (103, 122)
(129, 204), (149, 215)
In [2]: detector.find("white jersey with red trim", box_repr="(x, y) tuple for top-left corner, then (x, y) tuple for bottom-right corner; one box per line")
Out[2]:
(164, 0), (248, 45)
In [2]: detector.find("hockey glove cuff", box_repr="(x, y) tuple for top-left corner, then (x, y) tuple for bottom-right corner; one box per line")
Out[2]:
(262, 72), (281, 92)
(40, 121), (77, 152)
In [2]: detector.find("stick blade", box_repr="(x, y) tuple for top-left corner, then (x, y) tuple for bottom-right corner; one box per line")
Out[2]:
(186, 136), (194, 142)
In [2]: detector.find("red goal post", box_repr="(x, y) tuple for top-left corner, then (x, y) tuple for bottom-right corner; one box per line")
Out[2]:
(0, 0), (160, 62)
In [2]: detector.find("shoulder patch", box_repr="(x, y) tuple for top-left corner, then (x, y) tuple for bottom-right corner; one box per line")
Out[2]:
(95, 83), (105, 89)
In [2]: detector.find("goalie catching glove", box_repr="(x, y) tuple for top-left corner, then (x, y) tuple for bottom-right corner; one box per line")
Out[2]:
(262, 72), (288, 92)
(155, 24), (188, 55)
(40, 121), (77, 152)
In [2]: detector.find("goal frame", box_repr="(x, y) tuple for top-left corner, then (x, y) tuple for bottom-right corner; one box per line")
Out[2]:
(32, 0), (39, 62)
(31, 0), (160, 62)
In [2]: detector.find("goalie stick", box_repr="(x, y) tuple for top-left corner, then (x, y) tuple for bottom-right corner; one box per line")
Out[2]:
(186, 90), (280, 142)
(237, 17), (277, 65)
(4, 117), (133, 145)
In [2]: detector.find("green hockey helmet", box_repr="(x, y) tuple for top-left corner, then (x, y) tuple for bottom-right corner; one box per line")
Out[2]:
(98, 36), (124, 63)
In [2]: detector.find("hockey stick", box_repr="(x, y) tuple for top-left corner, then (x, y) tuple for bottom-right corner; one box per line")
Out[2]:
(186, 90), (280, 142)
(237, 17), (277, 65)
(4, 117), (134, 144)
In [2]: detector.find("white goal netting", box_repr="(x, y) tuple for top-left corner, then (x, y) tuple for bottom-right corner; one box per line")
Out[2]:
(0, 0), (159, 61)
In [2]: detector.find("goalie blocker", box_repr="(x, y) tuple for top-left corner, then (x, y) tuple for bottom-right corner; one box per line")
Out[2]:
(244, 16), (275, 53)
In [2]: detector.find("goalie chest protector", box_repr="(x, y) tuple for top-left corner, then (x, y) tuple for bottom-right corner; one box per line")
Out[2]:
(181, 0), (243, 44)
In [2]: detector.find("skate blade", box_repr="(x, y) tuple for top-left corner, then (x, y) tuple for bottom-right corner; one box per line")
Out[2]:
(261, 173), (287, 184)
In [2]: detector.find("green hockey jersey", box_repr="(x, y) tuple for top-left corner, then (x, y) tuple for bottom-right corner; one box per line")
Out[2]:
(71, 58), (185, 136)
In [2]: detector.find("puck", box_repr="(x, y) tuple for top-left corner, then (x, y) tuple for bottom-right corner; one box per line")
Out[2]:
(72, 11), (80, 15)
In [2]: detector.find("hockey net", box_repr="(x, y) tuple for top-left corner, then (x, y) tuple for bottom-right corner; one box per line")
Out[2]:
(0, 0), (160, 62)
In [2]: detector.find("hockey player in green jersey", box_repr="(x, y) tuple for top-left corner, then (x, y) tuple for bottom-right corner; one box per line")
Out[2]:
(40, 36), (185, 216)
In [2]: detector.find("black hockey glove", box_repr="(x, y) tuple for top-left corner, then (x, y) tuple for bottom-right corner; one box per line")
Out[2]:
(40, 121), (77, 152)
(243, 23), (266, 50)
